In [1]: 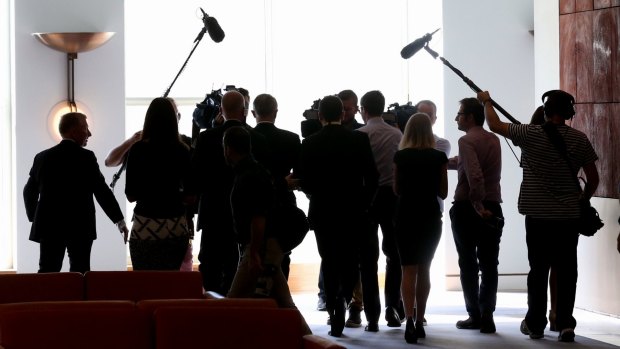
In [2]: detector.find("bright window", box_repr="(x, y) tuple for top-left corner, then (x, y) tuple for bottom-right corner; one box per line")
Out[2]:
(1, 0), (13, 270)
(124, 0), (442, 264)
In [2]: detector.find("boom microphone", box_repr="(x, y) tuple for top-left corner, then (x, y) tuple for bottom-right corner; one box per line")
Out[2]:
(400, 28), (440, 59)
(200, 8), (225, 43)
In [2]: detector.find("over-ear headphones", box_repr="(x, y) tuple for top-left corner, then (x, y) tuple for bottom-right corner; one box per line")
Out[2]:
(542, 90), (575, 120)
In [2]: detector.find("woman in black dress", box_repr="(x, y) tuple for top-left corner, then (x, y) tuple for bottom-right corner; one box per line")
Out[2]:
(393, 113), (448, 343)
(125, 97), (194, 270)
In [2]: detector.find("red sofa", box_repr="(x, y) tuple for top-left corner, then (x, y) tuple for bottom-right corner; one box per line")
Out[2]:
(156, 306), (338, 349)
(0, 300), (345, 349)
(0, 273), (345, 349)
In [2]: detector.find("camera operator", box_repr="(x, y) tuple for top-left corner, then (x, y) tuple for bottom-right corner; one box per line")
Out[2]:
(479, 90), (599, 342)
(448, 97), (503, 334)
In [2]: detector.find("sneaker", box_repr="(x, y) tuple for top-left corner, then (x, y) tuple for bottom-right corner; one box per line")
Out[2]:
(456, 316), (481, 330)
(345, 308), (362, 328)
(520, 319), (544, 339)
(558, 328), (575, 342)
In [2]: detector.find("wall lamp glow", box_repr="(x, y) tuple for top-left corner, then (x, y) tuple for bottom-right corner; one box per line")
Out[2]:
(32, 32), (114, 140)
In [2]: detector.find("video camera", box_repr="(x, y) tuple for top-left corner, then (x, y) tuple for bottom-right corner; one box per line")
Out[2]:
(301, 98), (322, 138)
(193, 85), (239, 129)
(385, 102), (417, 132)
(300, 98), (418, 137)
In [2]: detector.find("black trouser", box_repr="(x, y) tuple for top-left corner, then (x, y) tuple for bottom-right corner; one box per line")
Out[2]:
(38, 238), (93, 273)
(524, 216), (579, 333)
(372, 186), (401, 311)
(198, 223), (240, 295)
(313, 217), (360, 322)
(450, 201), (503, 319)
(358, 217), (381, 324)
(317, 261), (326, 300)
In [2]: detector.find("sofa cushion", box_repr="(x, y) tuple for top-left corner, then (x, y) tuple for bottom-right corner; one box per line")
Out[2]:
(155, 306), (304, 349)
(0, 272), (83, 304)
(0, 301), (149, 349)
(84, 271), (204, 301)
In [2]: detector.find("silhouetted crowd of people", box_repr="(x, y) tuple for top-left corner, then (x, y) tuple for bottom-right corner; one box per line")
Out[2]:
(25, 87), (609, 344)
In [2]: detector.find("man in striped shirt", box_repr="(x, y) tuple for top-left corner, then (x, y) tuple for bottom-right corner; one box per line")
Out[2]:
(478, 90), (599, 343)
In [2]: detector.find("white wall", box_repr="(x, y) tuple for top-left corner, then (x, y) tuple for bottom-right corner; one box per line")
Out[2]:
(14, 0), (127, 272)
(442, 0), (535, 291)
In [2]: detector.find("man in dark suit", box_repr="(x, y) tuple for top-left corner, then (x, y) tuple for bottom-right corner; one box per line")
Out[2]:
(298, 95), (379, 337)
(192, 90), (268, 294)
(23, 112), (128, 273)
(252, 93), (301, 279)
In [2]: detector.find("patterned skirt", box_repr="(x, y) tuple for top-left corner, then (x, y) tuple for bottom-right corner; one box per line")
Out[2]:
(129, 214), (190, 271)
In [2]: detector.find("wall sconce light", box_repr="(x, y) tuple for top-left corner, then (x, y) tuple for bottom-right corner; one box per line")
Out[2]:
(46, 100), (92, 142)
(32, 32), (114, 140)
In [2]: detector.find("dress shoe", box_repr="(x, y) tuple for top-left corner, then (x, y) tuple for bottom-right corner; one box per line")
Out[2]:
(520, 319), (544, 339)
(317, 297), (327, 311)
(365, 322), (379, 332)
(404, 318), (417, 344)
(480, 313), (496, 334)
(328, 314), (344, 337)
(558, 328), (575, 342)
(456, 316), (481, 330)
(345, 307), (362, 328)
(329, 299), (346, 337)
(415, 321), (426, 338)
(385, 306), (402, 327)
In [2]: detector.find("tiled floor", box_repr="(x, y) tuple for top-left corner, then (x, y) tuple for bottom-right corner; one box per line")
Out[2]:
(292, 290), (620, 347)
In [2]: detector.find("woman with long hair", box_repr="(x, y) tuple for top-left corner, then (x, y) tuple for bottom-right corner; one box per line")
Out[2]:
(125, 97), (194, 270)
(393, 113), (448, 343)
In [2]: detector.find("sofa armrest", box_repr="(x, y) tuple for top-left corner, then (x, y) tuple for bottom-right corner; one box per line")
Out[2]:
(303, 334), (346, 349)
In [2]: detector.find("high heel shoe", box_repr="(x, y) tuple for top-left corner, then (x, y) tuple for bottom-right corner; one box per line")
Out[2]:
(548, 310), (557, 332)
(415, 321), (426, 338)
(405, 318), (417, 344)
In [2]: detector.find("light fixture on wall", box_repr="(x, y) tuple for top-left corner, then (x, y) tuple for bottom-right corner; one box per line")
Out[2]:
(32, 32), (114, 140)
